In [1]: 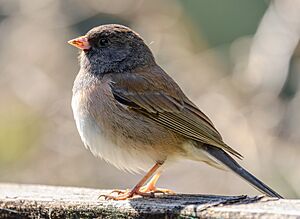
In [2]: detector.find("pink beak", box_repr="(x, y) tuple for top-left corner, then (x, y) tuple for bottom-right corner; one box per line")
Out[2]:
(68, 36), (91, 50)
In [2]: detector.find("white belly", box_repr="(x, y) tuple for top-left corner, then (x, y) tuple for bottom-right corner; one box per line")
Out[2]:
(71, 82), (222, 174)
(71, 93), (156, 173)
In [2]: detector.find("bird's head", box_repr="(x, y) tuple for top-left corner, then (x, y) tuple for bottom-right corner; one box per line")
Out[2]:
(68, 24), (155, 75)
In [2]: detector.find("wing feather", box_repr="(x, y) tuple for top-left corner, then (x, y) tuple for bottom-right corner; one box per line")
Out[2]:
(109, 69), (243, 159)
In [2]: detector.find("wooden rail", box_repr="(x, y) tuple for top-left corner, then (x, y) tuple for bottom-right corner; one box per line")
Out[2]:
(0, 183), (299, 218)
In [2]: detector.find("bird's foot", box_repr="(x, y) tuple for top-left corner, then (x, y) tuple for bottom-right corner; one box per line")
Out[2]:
(139, 184), (175, 195)
(139, 171), (175, 195)
(98, 163), (170, 200)
(99, 188), (154, 200)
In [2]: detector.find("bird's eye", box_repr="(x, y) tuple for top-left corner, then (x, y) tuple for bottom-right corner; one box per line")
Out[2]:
(98, 38), (110, 47)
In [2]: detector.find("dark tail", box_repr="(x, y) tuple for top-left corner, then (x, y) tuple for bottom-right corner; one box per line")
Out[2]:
(203, 145), (283, 198)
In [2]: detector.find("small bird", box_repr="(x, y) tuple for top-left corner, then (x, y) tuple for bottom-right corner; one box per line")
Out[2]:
(68, 24), (282, 200)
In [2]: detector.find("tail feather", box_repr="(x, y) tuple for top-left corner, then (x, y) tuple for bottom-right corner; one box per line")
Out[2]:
(203, 144), (283, 199)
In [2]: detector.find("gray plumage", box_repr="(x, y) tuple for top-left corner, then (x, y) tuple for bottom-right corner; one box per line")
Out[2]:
(71, 24), (282, 198)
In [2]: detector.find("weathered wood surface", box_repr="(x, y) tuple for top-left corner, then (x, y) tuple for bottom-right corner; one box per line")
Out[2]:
(0, 183), (299, 218)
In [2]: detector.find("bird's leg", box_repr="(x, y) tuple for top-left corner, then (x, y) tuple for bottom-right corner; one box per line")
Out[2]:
(100, 162), (163, 200)
(139, 171), (175, 195)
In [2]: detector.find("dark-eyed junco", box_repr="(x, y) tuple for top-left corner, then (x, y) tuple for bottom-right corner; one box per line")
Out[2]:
(68, 24), (282, 200)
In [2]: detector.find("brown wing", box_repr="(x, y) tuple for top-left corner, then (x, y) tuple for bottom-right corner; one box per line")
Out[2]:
(109, 66), (242, 159)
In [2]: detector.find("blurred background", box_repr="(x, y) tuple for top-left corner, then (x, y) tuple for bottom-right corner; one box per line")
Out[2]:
(0, 0), (299, 198)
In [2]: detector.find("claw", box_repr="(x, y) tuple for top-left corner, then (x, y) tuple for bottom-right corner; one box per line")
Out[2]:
(139, 185), (175, 195)
(98, 186), (175, 200)
(98, 163), (172, 201)
(110, 189), (129, 195)
(99, 190), (136, 200)
(138, 171), (175, 195)
(98, 189), (130, 200)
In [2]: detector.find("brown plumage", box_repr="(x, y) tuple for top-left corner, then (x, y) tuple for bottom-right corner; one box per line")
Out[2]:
(109, 66), (242, 159)
(68, 24), (282, 200)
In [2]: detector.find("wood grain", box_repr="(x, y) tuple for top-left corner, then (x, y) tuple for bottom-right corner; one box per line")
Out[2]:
(0, 183), (299, 218)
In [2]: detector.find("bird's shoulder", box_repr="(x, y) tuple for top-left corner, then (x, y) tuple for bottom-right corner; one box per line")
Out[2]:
(110, 65), (184, 100)
(109, 65), (215, 125)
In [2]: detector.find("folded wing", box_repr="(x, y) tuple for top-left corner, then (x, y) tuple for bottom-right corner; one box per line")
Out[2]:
(109, 68), (242, 159)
